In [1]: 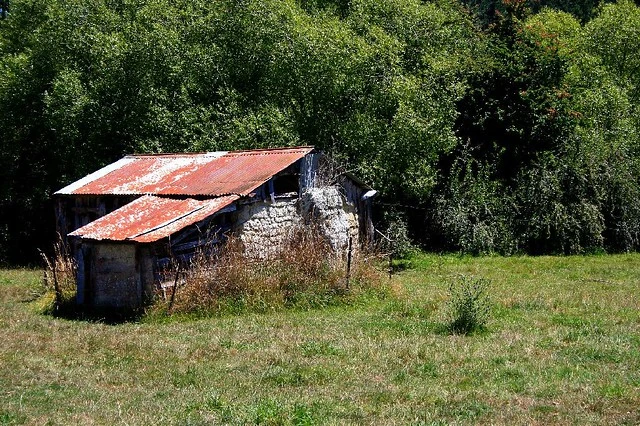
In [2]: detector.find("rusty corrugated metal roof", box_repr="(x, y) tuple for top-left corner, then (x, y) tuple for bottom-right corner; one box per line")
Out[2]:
(55, 147), (315, 196)
(69, 195), (239, 243)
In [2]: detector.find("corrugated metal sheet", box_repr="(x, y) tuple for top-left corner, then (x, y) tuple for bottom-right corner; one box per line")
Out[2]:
(55, 147), (314, 196)
(69, 195), (239, 243)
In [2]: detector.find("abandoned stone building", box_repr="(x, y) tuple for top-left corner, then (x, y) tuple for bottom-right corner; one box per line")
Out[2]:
(54, 146), (376, 308)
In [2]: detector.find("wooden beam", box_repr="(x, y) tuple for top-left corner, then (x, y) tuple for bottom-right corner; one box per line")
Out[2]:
(268, 179), (275, 203)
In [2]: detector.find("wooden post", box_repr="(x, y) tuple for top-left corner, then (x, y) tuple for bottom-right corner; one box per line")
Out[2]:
(388, 237), (394, 280)
(167, 266), (181, 314)
(373, 228), (394, 280)
(52, 261), (62, 309)
(268, 179), (276, 203)
(345, 236), (353, 291)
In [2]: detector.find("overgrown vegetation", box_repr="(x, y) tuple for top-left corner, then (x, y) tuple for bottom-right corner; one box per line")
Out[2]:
(162, 227), (388, 316)
(380, 209), (417, 260)
(1, 253), (639, 424)
(2, 0), (640, 262)
(39, 237), (76, 312)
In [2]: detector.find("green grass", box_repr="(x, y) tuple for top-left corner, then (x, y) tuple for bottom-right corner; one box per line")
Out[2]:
(1, 254), (639, 425)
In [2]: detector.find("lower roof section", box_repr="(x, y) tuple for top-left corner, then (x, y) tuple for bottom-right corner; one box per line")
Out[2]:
(69, 195), (239, 243)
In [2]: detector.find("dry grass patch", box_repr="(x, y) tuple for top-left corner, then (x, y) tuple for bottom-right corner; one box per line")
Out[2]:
(38, 237), (76, 312)
(162, 226), (389, 316)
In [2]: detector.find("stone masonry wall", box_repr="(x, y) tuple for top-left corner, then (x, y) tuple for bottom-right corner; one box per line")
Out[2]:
(91, 243), (140, 308)
(299, 187), (359, 256)
(233, 197), (301, 258)
(233, 187), (360, 259)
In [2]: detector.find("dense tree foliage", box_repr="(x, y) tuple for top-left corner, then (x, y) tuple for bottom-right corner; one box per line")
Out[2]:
(1, 0), (639, 263)
(432, 0), (640, 254)
(460, 0), (640, 24)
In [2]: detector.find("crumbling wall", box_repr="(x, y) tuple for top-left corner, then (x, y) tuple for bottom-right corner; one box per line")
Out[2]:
(233, 187), (360, 259)
(78, 242), (153, 308)
(300, 187), (359, 255)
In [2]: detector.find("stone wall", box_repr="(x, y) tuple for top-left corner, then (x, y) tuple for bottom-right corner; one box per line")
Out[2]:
(232, 197), (302, 258)
(79, 242), (154, 308)
(91, 243), (140, 308)
(233, 187), (360, 259)
(299, 187), (359, 256)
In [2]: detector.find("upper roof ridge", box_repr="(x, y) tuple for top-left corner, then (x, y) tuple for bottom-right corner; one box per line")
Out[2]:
(55, 146), (316, 197)
(125, 146), (315, 158)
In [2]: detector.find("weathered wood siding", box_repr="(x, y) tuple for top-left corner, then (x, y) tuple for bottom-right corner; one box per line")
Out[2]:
(339, 177), (374, 243)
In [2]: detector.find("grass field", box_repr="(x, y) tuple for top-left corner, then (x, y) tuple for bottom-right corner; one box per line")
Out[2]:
(1, 254), (639, 425)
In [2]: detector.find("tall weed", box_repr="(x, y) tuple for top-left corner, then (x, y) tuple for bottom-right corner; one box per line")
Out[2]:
(40, 237), (77, 310)
(447, 275), (491, 335)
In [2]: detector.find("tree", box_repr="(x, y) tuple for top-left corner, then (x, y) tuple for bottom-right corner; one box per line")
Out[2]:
(582, 0), (640, 102)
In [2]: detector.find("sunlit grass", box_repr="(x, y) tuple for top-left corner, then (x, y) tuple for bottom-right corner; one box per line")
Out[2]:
(0, 253), (639, 424)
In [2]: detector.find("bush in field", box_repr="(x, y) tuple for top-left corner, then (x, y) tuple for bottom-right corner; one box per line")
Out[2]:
(167, 226), (387, 315)
(380, 209), (416, 260)
(447, 275), (491, 335)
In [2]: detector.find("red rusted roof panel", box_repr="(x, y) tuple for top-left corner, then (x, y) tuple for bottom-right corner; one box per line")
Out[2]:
(56, 147), (314, 196)
(69, 195), (239, 243)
